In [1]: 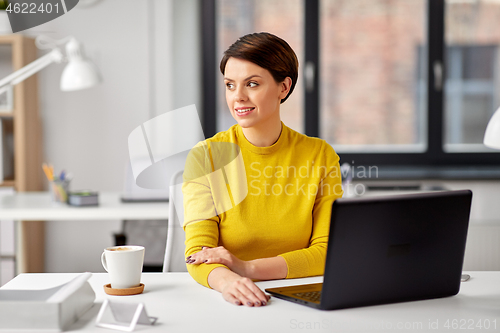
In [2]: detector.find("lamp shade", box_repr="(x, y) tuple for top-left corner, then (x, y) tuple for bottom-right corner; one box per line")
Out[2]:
(484, 106), (500, 150)
(60, 38), (101, 91)
(60, 60), (100, 91)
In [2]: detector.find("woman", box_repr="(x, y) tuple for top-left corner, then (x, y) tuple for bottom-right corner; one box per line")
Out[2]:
(182, 32), (343, 307)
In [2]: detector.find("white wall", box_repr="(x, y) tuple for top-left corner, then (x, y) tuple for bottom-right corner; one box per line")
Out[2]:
(435, 180), (500, 271)
(172, 0), (201, 112)
(19, 0), (200, 273)
(35, 1), (153, 193)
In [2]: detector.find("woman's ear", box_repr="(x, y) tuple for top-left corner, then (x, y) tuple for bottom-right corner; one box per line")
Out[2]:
(279, 77), (293, 100)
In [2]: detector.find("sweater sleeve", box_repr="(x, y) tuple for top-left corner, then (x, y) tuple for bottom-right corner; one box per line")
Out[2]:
(278, 143), (343, 278)
(184, 220), (228, 288)
(182, 142), (229, 288)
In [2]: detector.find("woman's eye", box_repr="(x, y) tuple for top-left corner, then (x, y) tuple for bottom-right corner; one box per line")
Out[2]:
(226, 82), (234, 90)
(248, 82), (258, 88)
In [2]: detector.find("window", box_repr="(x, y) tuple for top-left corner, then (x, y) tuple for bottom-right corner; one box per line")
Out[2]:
(320, 0), (427, 153)
(202, 0), (500, 175)
(445, 45), (497, 151)
(444, 0), (500, 153)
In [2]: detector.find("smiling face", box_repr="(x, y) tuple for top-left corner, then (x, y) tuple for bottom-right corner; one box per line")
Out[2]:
(224, 57), (291, 131)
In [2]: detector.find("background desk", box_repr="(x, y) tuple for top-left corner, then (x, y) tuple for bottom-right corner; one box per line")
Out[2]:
(0, 192), (169, 274)
(0, 192), (169, 221)
(1, 272), (499, 332)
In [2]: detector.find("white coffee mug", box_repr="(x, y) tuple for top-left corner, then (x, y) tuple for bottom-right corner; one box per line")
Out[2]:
(101, 245), (145, 289)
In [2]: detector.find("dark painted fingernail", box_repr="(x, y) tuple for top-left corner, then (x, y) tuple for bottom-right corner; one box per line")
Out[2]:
(261, 301), (266, 306)
(235, 301), (241, 305)
(186, 256), (192, 260)
(247, 301), (253, 306)
(203, 260), (208, 263)
(189, 259), (195, 263)
(255, 301), (260, 306)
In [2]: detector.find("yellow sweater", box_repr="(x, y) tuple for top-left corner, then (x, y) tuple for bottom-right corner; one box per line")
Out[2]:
(182, 123), (343, 288)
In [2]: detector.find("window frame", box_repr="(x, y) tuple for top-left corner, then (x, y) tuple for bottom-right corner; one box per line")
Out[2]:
(201, 0), (500, 177)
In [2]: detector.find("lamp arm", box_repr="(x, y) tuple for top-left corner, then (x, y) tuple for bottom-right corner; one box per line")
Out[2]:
(11, 55), (59, 86)
(0, 49), (64, 90)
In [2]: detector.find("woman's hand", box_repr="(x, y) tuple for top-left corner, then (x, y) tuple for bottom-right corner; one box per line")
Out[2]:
(221, 276), (270, 307)
(207, 267), (270, 307)
(186, 246), (252, 277)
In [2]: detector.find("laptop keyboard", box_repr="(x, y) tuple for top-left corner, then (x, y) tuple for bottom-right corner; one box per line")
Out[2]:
(293, 291), (321, 303)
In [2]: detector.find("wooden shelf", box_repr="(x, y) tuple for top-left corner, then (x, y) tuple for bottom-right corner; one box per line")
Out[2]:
(0, 34), (24, 45)
(0, 34), (44, 274)
(0, 111), (14, 118)
(0, 180), (15, 187)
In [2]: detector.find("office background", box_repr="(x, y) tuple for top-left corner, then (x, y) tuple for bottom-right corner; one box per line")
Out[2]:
(1, 0), (499, 274)
(18, 0), (201, 273)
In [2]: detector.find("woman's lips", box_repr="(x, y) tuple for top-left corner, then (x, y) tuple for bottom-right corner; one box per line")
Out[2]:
(234, 107), (255, 116)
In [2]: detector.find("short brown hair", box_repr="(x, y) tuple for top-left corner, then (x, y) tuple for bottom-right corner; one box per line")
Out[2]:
(220, 32), (298, 104)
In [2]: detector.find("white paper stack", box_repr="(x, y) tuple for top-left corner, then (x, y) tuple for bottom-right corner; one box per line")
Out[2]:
(0, 272), (95, 331)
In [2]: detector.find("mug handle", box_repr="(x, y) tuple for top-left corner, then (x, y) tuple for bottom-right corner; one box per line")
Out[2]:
(101, 252), (108, 272)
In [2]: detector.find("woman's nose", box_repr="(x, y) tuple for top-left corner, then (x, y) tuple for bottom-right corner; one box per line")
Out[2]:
(234, 86), (247, 102)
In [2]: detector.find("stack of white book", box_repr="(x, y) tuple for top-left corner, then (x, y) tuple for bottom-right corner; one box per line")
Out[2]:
(0, 273), (96, 331)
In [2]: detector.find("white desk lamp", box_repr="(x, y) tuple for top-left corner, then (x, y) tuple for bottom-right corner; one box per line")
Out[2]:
(0, 35), (101, 95)
(484, 106), (500, 149)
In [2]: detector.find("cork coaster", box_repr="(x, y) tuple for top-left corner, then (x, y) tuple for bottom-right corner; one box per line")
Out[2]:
(103, 283), (145, 296)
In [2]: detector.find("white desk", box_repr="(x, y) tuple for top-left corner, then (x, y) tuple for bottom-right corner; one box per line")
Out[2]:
(0, 192), (169, 220)
(1, 272), (499, 332)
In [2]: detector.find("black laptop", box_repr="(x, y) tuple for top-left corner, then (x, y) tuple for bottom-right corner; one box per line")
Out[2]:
(265, 190), (472, 310)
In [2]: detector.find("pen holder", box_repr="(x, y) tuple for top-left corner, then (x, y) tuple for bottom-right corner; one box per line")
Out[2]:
(50, 179), (70, 203)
